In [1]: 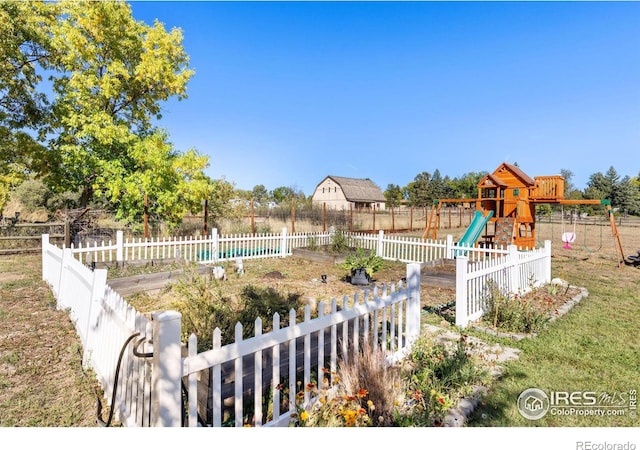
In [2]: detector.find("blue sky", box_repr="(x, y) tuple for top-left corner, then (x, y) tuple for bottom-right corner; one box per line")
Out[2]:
(129, 1), (640, 196)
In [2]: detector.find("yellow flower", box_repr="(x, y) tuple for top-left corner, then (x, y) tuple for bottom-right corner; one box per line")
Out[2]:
(343, 410), (357, 426)
(300, 411), (309, 421)
(430, 389), (436, 396)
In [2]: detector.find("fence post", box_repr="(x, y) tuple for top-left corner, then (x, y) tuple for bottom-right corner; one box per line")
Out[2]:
(543, 240), (552, 284)
(42, 234), (49, 281)
(455, 255), (469, 328)
(116, 230), (124, 266)
(508, 244), (519, 294)
(280, 227), (287, 258)
(406, 263), (421, 341)
(445, 234), (454, 259)
(376, 230), (384, 257)
(151, 310), (183, 427)
(211, 228), (219, 263)
(83, 268), (108, 369)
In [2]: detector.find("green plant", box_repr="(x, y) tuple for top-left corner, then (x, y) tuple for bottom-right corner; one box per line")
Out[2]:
(306, 235), (318, 251)
(235, 285), (305, 337)
(399, 334), (489, 426)
(481, 281), (551, 334)
(340, 247), (385, 278)
(330, 228), (350, 254)
(168, 266), (236, 351)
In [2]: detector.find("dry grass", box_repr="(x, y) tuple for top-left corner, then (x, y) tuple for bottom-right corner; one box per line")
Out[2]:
(0, 255), (101, 427)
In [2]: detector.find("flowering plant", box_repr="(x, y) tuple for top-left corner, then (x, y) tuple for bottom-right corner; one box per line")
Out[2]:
(290, 369), (374, 427)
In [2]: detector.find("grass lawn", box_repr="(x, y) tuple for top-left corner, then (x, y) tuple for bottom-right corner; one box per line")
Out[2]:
(465, 251), (640, 427)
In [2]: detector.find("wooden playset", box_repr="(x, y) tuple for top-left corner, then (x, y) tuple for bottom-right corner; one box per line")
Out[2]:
(424, 162), (626, 266)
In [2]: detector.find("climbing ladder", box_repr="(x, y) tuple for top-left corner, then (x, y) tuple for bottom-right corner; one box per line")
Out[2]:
(492, 217), (516, 248)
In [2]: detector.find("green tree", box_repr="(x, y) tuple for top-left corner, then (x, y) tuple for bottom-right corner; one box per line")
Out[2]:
(406, 172), (432, 207)
(585, 166), (619, 205)
(251, 185), (269, 204)
(446, 171), (486, 199)
(43, 0), (195, 206)
(384, 184), (404, 207)
(96, 130), (210, 231)
(0, 1), (55, 211)
(271, 186), (301, 204)
(615, 176), (640, 216)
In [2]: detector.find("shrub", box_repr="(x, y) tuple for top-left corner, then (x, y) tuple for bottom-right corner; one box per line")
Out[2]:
(398, 334), (490, 426)
(168, 266), (236, 351)
(482, 281), (551, 334)
(235, 285), (305, 337)
(329, 228), (350, 254)
(167, 268), (306, 349)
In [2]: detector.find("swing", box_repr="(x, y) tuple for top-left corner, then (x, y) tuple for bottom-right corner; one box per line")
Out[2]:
(561, 206), (576, 249)
(582, 215), (604, 253)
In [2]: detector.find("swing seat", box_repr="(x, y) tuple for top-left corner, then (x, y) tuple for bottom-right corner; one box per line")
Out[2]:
(562, 232), (576, 249)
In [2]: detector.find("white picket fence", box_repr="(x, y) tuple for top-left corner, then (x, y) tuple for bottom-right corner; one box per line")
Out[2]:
(455, 241), (552, 328)
(42, 234), (421, 427)
(42, 230), (552, 427)
(69, 227), (512, 267)
(182, 264), (422, 427)
(42, 234), (156, 426)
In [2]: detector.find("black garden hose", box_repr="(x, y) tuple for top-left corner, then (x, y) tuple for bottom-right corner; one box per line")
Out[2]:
(96, 331), (207, 427)
(96, 332), (141, 427)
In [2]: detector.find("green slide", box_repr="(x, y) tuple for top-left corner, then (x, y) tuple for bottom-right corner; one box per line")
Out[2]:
(455, 210), (494, 256)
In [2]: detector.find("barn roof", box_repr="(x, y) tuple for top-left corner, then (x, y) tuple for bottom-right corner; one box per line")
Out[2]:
(317, 176), (386, 203)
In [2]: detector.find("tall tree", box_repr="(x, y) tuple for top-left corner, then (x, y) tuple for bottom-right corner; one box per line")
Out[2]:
(44, 0), (195, 206)
(96, 130), (210, 231)
(406, 172), (432, 207)
(0, 1), (55, 211)
(446, 171), (486, 199)
(585, 166), (620, 205)
(615, 176), (640, 216)
(384, 183), (404, 207)
(251, 185), (269, 204)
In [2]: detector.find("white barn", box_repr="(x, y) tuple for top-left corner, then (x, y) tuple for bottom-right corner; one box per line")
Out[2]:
(311, 176), (386, 211)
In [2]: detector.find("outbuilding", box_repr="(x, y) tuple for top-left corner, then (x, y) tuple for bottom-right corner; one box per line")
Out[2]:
(311, 176), (386, 211)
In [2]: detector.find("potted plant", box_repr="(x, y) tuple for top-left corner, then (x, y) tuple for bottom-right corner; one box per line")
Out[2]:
(340, 247), (384, 285)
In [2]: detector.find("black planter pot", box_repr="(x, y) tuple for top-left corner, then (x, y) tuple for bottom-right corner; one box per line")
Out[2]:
(350, 268), (370, 285)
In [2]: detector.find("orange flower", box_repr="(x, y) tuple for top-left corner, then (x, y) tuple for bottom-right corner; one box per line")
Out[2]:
(357, 388), (368, 398)
(438, 396), (445, 405)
